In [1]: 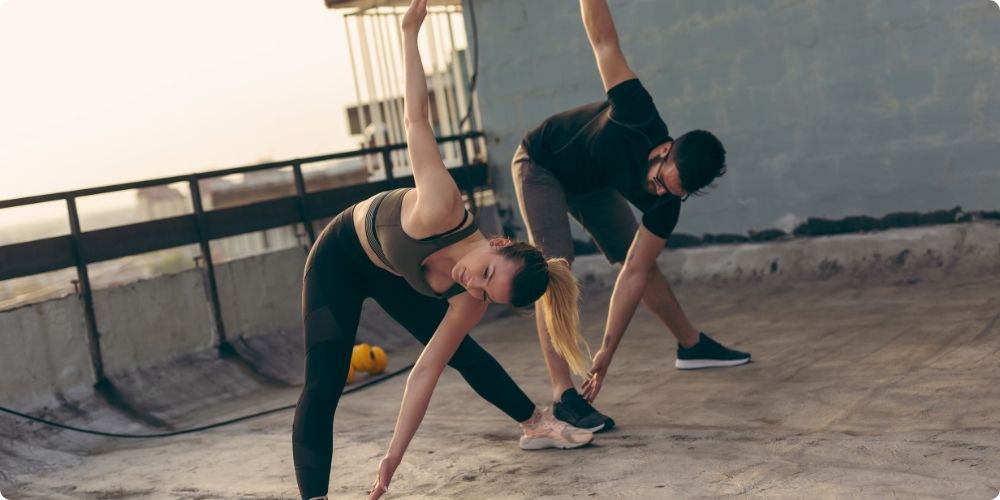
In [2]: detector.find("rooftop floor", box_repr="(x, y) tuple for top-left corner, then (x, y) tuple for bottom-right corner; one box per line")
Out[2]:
(5, 273), (1000, 499)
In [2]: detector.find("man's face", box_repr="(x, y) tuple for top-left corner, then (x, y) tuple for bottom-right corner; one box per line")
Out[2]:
(645, 147), (687, 198)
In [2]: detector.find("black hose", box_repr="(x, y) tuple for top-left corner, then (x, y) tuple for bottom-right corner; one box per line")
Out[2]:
(0, 363), (414, 439)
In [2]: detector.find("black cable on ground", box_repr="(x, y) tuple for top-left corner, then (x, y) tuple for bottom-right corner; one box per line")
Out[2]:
(0, 363), (415, 439)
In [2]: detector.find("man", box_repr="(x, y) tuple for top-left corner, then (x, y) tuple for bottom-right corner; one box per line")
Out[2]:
(511, 0), (751, 432)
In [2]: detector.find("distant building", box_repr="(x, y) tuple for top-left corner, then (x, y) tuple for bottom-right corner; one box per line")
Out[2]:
(137, 185), (189, 220)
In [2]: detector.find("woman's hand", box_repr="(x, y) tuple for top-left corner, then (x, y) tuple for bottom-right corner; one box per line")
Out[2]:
(401, 0), (428, 34)
(368, 454), (401, 500)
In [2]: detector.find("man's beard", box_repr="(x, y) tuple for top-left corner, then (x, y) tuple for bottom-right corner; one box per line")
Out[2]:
(643, 156), (659, 195)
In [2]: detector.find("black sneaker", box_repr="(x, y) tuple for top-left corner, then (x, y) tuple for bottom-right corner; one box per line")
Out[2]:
(552, 389), (615, 433)
(675, 332), (751, 370)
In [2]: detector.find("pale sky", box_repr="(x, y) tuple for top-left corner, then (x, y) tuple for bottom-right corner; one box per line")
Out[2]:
(0, 0), (360, 225)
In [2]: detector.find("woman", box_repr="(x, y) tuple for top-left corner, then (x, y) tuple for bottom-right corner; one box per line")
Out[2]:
(292, 2), (593, 498)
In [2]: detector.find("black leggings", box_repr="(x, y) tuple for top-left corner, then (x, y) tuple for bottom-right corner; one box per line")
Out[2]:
(292, 206), (536, 499)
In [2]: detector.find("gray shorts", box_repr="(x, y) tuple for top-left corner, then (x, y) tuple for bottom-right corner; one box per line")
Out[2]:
(511, 144), (638, 264)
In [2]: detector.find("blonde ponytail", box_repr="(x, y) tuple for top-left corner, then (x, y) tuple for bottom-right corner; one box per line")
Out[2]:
(501, 242), (590, 377)
(540, 258), (590, 378)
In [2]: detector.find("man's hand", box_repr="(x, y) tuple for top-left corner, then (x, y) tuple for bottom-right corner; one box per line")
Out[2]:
(369, 454), (401, 500)
(401, 0), (428, 34)
(581, 347), (614, 402)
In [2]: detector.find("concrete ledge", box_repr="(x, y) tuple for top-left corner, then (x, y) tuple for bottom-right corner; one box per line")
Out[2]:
(572, 221), (1000, 292)
(93, 269), (215, 375)
(0, 295), (95, 412)
(2, 221), (996, 441)
(216, 247), (306, 342)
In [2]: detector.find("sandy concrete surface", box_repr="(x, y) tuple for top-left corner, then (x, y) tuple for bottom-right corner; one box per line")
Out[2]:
(4, 274), (1000, 499)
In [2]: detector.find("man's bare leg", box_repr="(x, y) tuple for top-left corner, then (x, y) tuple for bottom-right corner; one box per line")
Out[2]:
(641, 266), (700, 348)
(641, 266), (751, 369)
(536, 264), (696, 396)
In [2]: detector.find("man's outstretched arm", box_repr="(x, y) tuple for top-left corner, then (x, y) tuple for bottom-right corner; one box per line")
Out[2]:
(582, 225), (663, 401)
(580, 0), (637, 91)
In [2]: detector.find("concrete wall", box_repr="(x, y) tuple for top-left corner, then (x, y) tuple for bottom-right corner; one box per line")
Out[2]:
(0, 250), (306, 409)
(93, 269), (216, 375)
(572, 221), (1000, 293)
(216, 247), (307, 341)
(0, 295), (95, 410)
(470, 0), (1000, 236)
(2, 220), (998, 412)
(0, 244), (415, 410)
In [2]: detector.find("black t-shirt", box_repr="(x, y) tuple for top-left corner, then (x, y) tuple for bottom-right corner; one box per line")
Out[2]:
(521, 79), (680, 239)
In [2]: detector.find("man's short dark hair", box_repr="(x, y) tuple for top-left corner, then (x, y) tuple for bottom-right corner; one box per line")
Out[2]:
(671, 129), (727, 195)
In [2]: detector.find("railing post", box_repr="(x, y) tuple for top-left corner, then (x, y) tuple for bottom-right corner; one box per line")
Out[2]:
(382, 147), (395, 187)
(292, 162), (316, 245)
(458, 136), (478, 215)
(66, 196), (106, 384)
(188, 177), (228, 348)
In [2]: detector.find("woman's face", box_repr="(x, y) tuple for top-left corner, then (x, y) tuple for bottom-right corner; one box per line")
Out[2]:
(452, 245), (520, 304)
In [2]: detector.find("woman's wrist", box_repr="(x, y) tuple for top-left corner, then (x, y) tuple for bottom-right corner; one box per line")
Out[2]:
(384, 449), (404, 462)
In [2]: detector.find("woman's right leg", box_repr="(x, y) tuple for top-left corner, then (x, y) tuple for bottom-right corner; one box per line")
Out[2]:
(293, 220), (366, 500)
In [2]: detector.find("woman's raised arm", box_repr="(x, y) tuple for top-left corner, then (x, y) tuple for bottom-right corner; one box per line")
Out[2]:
(400, 0), (464, 228)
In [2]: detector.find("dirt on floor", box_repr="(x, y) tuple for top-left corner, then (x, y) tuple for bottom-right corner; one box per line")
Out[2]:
(3, 273), (1000, 499)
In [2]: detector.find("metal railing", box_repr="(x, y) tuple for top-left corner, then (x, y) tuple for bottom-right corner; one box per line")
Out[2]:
(0, 131), (488, 385)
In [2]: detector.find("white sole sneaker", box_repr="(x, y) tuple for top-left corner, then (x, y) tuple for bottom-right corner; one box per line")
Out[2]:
(675, 357), (751, 370)
(519, 434), (593, 450)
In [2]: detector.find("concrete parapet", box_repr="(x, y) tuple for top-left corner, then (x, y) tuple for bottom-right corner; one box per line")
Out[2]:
(2, 221), (996, 440)
(0, 295), (94, 411)
(216, 247), (307, 341)
(573, 221), (1000, 291)
(93, 269), (215, 375)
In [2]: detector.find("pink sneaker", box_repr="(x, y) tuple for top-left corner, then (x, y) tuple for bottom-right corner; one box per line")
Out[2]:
(519, 408), (593, 450)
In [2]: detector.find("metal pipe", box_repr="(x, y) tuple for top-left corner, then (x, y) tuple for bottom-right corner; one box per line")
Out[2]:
(424, 11), (456, 163)
(431, 11), (461, 157)
(458, 138), (477, 215)
(381, 149), (396, 187)
(344, 14), (371, 157)
(371, 8), (404, 173)
(381, 9), (409, 171)
(444, 7), (469, 134)
(292, 162), (316, 245)
(188, 178), (228, 348)
(66, 196), (106, 385)
(458, 0), (484, 141)
(0, 133), (484, 210)
(357, 15), (391, 181)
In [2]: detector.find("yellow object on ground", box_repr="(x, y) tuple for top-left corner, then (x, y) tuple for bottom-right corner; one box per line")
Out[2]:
(370, 346), (388, 374)
(351, 343), (375, 372)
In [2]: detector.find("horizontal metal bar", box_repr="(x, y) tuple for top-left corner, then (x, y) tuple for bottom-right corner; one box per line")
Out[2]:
(203, 197), (303, 240)
(79, 215), (200, 264)
(0, 163), (489, 281)
(0, 235), (76, 281)
(0, 132), (484, 210)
